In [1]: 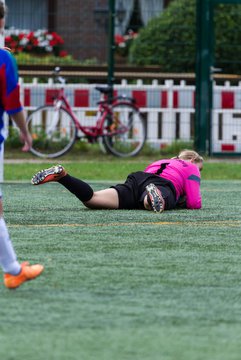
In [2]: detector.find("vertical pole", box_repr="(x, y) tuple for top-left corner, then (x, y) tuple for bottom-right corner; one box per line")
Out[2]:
(108, 0), (115, 101)
(0, 0), (5, 183)
(208, 3), (214, 155)
(195, 0), (213, 155)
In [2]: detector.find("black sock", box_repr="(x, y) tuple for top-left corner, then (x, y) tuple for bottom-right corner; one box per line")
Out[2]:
(58, 175), (93, 202)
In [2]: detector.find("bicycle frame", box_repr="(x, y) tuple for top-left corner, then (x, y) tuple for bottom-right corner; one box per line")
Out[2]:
(52, 87), (135, 141)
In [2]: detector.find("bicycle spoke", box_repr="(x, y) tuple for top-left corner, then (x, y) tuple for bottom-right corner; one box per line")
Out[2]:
(103, 102), (146, 157)
(27, 106), (77, 158)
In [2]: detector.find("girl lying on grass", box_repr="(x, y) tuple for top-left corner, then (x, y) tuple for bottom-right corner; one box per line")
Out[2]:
(31, 150), (203, 214)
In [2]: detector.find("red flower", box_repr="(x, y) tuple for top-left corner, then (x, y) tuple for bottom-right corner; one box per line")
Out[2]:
(19, 33), (25, 40)
(115, 34), (125, 45)
(115, 31), (138, 57)
(5, 36), (12, 43)
(59, 50), (68, 57)
(4, 29), (67, 56)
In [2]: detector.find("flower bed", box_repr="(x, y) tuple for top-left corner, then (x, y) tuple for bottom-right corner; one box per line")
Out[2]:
(5, 29), (68, 57)
(115, 30), (138, 57)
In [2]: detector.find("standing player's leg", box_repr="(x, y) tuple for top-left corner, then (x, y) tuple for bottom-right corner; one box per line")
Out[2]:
(0, 193), (44, 289)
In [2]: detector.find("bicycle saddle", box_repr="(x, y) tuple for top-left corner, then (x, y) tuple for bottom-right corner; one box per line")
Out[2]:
(95, 86), (112, 94)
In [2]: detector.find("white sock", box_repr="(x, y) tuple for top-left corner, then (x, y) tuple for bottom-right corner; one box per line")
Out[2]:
(0, 218), (21, 275)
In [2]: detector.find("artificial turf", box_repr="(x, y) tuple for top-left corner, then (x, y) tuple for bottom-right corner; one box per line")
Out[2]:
(0, 180), (241, 360)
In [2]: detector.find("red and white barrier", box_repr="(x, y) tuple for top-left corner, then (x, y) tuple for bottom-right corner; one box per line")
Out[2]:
(19, 78), (241, 153)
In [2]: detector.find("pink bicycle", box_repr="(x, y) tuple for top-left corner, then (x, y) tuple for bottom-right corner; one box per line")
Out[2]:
(27, 67), (146, 158)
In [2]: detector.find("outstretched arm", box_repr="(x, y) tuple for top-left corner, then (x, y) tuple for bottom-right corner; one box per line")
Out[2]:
(184, 173), (202, 209)
(11, 110), (32, 151)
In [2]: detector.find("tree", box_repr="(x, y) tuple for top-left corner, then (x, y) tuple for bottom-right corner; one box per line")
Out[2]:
(129, 0), (241, 74)
(128, 0), (196, 72)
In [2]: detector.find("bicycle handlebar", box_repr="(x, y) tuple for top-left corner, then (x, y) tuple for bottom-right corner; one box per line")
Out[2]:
(52, 66), (66, 84)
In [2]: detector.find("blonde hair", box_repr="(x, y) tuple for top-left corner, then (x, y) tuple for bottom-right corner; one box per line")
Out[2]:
(177, 149), (203, 164)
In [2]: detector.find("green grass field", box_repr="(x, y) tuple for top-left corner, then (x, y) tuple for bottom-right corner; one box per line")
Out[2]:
(1, 160), (241, 359)
(4, 158), (241, 181)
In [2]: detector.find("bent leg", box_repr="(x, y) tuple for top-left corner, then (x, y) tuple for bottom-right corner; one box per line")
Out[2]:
(84, 188), (119, 209)
(143, 187), (165, 213)
(142, 184), (176, 212)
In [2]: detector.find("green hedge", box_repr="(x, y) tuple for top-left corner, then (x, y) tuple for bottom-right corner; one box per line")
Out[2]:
(129, 0), (241, 74)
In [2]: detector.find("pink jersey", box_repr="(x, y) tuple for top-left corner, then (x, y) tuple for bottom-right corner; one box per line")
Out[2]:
(145, 159), (202, 209)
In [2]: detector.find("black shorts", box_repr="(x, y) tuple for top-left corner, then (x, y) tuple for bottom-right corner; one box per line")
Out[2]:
(111, 171), (177, 210)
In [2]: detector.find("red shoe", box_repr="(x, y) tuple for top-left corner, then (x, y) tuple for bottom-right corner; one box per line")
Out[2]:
(4, 262), (44, 289)
(31, 165), (67, 185)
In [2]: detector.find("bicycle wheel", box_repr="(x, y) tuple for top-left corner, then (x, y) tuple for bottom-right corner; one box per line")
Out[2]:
(27, 105), (77, 158)
(103, 102), (146, 157)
